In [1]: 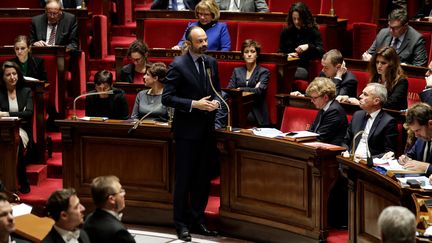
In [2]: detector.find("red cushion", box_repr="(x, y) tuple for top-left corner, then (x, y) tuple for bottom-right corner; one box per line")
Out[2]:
(318, 24), (328, 51)
(407, 76), (425, 108)
(351, 70), (369, 97)
(226, 21), (238, 52)
(280, 106), (318, 132)
(352, 22), (377, 59)
(143, 19), (190, 49)
(92, 15), (108, 59)
(235, 22), (284, 53)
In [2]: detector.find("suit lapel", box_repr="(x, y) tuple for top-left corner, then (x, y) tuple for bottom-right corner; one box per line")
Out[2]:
(56, 14), (66, 44)
(368, 110), (382, 140)
(185, 53), (207, 96)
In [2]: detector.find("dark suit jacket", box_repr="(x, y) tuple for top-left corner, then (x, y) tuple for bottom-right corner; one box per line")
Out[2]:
(162, 52), (221, 140)
(309, 100), (348, 146)
(84, 209), (135, 243)
(0, 86), (33, 140)
(215, 0), (269, 12)
(343, 109), (398, 158)
(11, 235), (32, 243)
(151, 0), (199, 10)
(10, 55), (48, 82)
(85, 87), (129, 119)
(41, 227), (90, 243)
(420, 89), (432, 105)
(320, 71), (358, 97)
(367, 26), (427, 67)
(372, 78), (408, 111)
(119, 63), (140, 83)
(227, 65), (270, 126)
(30, 11), (78, 51)
(407, 138), (432, 175)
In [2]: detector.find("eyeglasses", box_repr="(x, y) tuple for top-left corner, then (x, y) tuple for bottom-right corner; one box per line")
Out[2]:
(310, 95), (323, 101)
(110, 188), (126, 197)
(46, 11), (61, 17)
(388, 23), (406, 31)
(130, 56), (144, 63)
(197, 12), (212, 17)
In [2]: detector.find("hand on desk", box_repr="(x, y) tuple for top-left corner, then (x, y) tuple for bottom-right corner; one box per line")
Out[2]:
(290, 91), (304, 97)
(381, 151), (394, 160)
(399, 155), (429, 172)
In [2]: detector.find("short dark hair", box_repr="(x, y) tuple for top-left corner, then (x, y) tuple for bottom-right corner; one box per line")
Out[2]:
(91, 175), (119, 208)
(94, 70), (113, 85)
(147, 62), (167, 82)
(406, 103), (432, 126)
(46, 188), (76, 221)
(241, 39), (262, 57)
(185, 26), (203, 42)
(0, 61), (25, 91)
(388, 8), (408, 25)
(126, 39), (149, 59)
(322, 49), (343, 66)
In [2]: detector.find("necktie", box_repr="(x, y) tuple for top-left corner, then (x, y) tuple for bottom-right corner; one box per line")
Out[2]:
(392, 37), (399, 51)
(171, 0), (178, 10)
(48, 24), (57, 46)
(197, 57), (206, 82)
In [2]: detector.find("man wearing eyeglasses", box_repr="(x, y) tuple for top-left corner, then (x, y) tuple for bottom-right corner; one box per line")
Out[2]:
(84, 176), (135, 243)
(362, 8), (427, 67)
(30, 0), (78, 52)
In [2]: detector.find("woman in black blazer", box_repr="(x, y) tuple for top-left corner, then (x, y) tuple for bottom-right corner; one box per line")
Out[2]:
(10, 35), (47, 82)
(227, 39), (270, 126)
(0, 61), (33, 194)
(119, 40), (149, 83)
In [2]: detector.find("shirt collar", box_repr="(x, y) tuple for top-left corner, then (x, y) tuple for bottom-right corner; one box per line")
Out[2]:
(322, 99), (333, 112)
(53, 225), (80, 243)
(189, 50), (203, 62)
(368, 109), (381, 120)
(102, 208), (123, 221)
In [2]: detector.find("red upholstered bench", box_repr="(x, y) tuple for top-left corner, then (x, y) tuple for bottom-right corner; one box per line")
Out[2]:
(235, 22), (284, 53)
(268, 0), (321, 14)
(280, 106), (318, 132)
(351, 70), (369, 97)
(143, 19), (190, 49)
(352, 22), (377, 59)
(0, 19), (32, 46)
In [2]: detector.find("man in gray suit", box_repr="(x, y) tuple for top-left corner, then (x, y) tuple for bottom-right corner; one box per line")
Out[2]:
(215, 0), (269, 12)
(362, 8), (427, 67)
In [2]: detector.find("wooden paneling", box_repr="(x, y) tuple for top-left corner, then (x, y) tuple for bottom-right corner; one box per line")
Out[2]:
(0, 120), (20, 192)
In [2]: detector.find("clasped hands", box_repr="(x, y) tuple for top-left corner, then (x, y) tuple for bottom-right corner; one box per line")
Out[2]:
(287, 44), (309, 59)
(192, 96), (219, 111)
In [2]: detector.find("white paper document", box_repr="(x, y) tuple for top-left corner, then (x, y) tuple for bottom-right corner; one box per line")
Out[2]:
(251, 128), (283, 138)
(373, 158), (406, 171)
(397, 176), (432, 189)
(12, 203), (32, 217)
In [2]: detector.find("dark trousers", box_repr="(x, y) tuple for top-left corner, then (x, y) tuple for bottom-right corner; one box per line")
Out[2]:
(17, 141), (29, 188)
(173, 136), (214, 229)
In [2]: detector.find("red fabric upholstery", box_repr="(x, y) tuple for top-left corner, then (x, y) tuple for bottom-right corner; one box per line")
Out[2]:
(126, 93), (136, 115)
(407, 76), (425, 108)
(351, 70), (369, 97)
(235, 22), (284, 53)
(226, 21), (238, 51)
(352, 23), (377, 59)
(280, 106), (318, 132)
(143, 19), (190, 49)
(0, 19), (32, 46)
(92, 15), (108, 59)
(320, 0), (375, 23)
(0, 1), (40, 7)
(110, 36), (136, 55)
(268, 0), (321, 14)
(421, 32), (431, 64)
(318, 24), (328, 51)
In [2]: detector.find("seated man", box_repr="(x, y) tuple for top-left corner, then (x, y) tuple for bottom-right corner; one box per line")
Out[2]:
(0, 193), (31, 243)
(83, 175), (135, 243)
(31, 0), (78, 52)
(343, 83), (398, 159)
(305, 77), (348, 146)
(399, 103), (432, 174)
(378, 206), (416, 243)
(420, 60), (432, 104)
(362, 8), (427, 67)
(320, 49), (358, 99)
(42, 188), (90, 243)
(151, 0), (199, 10)
(215, 0), (269, 12)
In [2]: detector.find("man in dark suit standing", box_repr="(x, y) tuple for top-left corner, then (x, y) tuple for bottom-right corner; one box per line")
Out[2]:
(399, 103), (432, 175)
(162, 26), (220, 242)
(305, 77), (348, 146)
(0, 193), (31, 243)
(83, 176), (135, 243)
(420, 61), (432, 105)
(362, 8), (427, 67)
(42, 188), (90, 243)
(31, 0), (78, 52)
(343, 83), (398, 159)
(151, 0), (199, 10)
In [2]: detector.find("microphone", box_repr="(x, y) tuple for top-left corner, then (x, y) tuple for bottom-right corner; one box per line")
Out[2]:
(128, 109), (155, 134)
(204, 59), (232, 132)
(351, 130), (373, 167)
(71, 89), (121, 120)
(351, 130), (364, 159)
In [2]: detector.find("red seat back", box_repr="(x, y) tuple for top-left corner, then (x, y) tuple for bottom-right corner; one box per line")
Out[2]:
(421, 32), (431, 64)
(235, 22), (284, 53)
(352, 22), (377, 59)
(226, 21), (238, 52)
(268, 0), (321, 14)
(407, 76), (425, 107)
(351, 70), (369, 97)
(320, 0), (375, 23)
(280, 106), (318, 132)
(0, 1), (40, 8)
(0, 19), (32, 46)
(143, 19), (189, 49)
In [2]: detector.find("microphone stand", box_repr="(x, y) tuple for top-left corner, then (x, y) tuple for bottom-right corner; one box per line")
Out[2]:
(351, 130), (364, 160)
(206, 65), (232, 132)
(128, 109), (155, 134)
(72, 90), (114, 120)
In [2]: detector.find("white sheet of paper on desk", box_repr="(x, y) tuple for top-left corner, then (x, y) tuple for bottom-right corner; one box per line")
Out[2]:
(78, 116), (108, 121)
(251, 128), (283, 138)
(0, 117), (19, 120)
(284, 131), (319, 138)
(12, 203), (32, 217)
(373, 158), (405, 170)
(397, 176), (432, 189)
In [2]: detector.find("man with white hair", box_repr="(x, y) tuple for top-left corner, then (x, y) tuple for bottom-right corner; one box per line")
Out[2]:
(378, 206), (416, 243)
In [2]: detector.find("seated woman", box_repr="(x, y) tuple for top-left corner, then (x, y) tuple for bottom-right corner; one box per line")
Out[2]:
(344, 46), (408, 111)
(120, 40), (149, 83)
(278, 2), (325, 81)
(85, 70), (129, 119)
(0, 61), (33, 194)
(173, 0), (231, 51)
(10, 35), (47, 82)
(131, 62), (168, 121)
(226, 39), (270, 126)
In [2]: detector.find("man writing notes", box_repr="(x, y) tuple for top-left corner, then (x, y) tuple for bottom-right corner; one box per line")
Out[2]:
(362, 8), (427, 67)
(162, 26), (220, 242)
(343, 83), (398, 159)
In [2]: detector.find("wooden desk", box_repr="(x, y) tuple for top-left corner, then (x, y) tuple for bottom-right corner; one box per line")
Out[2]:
(15, 214), (54, 243)
(0, 119), (20, 192)
(216, 131), (345, 242)
(222, 88), (255, 128)
(57, 119), (175, 225)
(338, 156), (432, 243)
